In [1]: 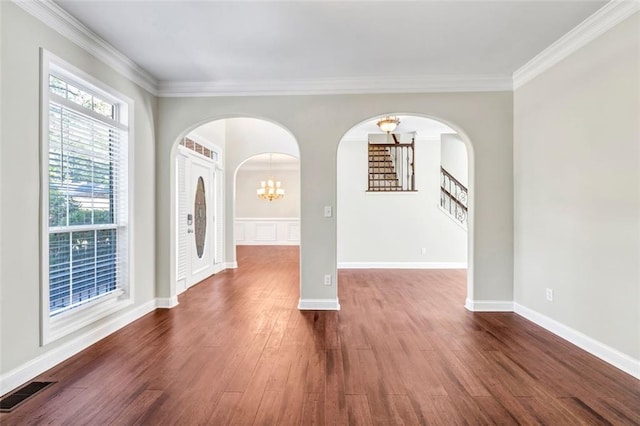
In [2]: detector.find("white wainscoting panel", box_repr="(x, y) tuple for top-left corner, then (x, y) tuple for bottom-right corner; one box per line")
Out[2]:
(234, 223), (245, 241)
(235, 218), (300, 245)
(255, 223), (277, 241)
(288, 222), (300, 242)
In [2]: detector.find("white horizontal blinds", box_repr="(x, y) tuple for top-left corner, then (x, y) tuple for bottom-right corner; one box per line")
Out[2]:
(47, 73), (127, 316)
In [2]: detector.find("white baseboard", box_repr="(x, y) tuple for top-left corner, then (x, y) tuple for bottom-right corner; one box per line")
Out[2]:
(0, 299), (157, 396)
(155, 296), (179, 309)
(298, 298), (341, 311)
(338, 262), (467, 269)
(225, 261), (238, 269)
(514, 303), (640, 379)
(465, 298), (514, 312)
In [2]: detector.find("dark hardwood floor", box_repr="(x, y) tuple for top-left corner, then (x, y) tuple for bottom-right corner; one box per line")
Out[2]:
(2, 245), (639, 425)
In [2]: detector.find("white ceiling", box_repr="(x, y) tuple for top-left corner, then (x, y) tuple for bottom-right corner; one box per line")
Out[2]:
(54, 0), (606, 91)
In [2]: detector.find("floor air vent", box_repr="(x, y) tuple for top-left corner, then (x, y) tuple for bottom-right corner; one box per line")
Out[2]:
(0, 381), (55, 412)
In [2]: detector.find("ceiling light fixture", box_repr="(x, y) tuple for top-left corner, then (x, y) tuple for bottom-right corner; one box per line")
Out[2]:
(256, 154), (285, 201)
(377, 116), (400, 133)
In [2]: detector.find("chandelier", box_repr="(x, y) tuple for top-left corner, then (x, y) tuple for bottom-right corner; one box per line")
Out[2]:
(256, 155), (285, 201)
(377, 116), (400, 133)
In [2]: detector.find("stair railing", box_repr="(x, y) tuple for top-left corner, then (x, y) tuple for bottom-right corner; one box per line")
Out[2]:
(367, 137), (415, 192)
(440, 167), (467, 226)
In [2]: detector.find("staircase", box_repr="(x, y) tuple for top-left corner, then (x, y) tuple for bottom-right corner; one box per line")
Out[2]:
(368, 145), (401, 190)
(367, 139), (415, 192)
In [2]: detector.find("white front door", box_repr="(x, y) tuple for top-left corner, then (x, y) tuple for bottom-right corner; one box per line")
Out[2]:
(187, 156), (216, 287)
(176, 143), (224, 294)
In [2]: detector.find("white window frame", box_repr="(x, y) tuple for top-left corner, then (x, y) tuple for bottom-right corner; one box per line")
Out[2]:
(40, 50), (135, 345)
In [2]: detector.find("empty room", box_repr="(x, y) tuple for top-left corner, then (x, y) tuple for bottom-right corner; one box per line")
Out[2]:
(1, 0), (639, 424)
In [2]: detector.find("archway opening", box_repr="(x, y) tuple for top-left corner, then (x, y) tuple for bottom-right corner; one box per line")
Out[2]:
(233, 153), (300, 258)
(337, 113), (473, 306)
(170, 117), (301, 302)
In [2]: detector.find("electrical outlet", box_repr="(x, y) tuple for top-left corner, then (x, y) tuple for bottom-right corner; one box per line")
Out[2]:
(546, 288), (553, 301)
(324, 206), (332, 217)
(421, 247), (427, 255)
(324, 274), (332, 286)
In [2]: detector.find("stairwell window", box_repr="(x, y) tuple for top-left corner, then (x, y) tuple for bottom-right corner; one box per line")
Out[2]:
(41, 52), (133, 344)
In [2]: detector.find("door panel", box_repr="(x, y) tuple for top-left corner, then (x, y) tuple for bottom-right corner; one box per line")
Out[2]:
(176, 146), (222, 293)
(188, 158), (215, 286)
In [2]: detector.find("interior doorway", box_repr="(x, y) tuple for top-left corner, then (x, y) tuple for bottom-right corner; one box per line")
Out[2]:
(337, 113), (472, 302)
(233, 153), (300, 252)
(171, 117), (301, 301)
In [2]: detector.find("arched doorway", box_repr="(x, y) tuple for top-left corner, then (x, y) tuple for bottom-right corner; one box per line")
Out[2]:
(169, 116), (301, 303)
(233, 153), (300, 253)
(336, 113), (475, 306)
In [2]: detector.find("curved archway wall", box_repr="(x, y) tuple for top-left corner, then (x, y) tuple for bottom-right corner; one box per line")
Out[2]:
(336, 115), (469, 276)
(156, 93), (513, 310)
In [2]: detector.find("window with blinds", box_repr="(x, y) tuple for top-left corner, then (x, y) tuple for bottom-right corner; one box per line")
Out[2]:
(45, 71), (129, 318)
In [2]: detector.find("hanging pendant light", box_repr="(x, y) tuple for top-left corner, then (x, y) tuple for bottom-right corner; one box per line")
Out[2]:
(256, 154), (285, 201)
(377, 116), (400, 133)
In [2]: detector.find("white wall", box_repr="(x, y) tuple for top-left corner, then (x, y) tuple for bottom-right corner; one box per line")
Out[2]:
(441, 133), (469, 187)
(0, 2), (157, 384)
(337, 138), (467, 266)
(514, 12), (639, 363)
(236, 169), (300, 218)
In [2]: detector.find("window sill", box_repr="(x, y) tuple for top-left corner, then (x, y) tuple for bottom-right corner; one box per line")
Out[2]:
(43, 292), (131, 345)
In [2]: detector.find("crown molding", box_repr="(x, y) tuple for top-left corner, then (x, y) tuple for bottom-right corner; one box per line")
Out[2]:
(156, 75), (513, 97)
(19, 0), (637, 97)
(513, 0), (640, 89)
(14, 0), (158, 95)
(9, 1), (511, 97)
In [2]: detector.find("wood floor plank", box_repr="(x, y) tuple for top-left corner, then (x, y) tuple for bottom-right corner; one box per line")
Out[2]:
(252, 390), (284, 426)
(324, 348), (349, 425)
(207, 391), (243, 425)
(228, 345), (280, 424)
(277, 347), (308, 425)
(389, 394), (422, 425)
(109, 389), (164, 425)
(413, 394), (467, 426)
(2, 246), (639, 425)
(345, 394), (374, 425)
(357, 348), (396, 424)
(300, 392), (324, 425)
